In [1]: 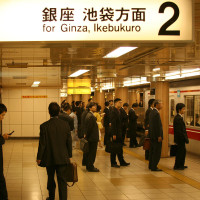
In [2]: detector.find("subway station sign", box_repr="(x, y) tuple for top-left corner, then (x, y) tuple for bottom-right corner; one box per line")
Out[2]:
(0, 0), (193, 41)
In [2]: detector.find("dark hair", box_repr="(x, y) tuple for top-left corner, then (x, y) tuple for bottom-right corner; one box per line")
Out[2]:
(61, 100), (66, 108)
(97, 104), (101, 112)
(114, 98), (121, 104)
(105, 101), (109, 106)
(0, 104), (7, 114)
(176, 103), (185, 113)
(88, 102), (96, 109)
(148, 99), (155, 108)
(109, 100), (113, 103)
(76, 101), (81, 106)
(63, 103), (72, 112)
(132, 103), (138, 108)
(88, 98), (92, 102)
(154, 100), (161, 107)
(123, 103), (129, 107)
(72, 107), (77, 113)
(48, 102), (60, 117)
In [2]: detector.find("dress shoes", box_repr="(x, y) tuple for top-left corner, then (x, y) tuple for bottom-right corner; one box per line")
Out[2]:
(184, 166), (188, 169)
(173, 166), (184, 170)
(120, 162), (130, 166)
(87, 167), (100, 172)
(151, 168), (162, 171)
(46, 198), (54, 200)
(111, 164), (120, 168)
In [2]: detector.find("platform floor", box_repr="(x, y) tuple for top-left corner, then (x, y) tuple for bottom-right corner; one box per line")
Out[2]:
(2, 139), (200, 200)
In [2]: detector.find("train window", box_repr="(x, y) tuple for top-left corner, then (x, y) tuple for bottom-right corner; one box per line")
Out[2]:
(185, 96), (194, 126)
(170, 99), (175, 123)
(194, 96), (200, 127)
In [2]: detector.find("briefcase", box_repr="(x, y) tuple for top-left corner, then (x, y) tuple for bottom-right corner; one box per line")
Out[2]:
(143, 138), (150, 150)
(80, 138), (89, 153)
(170, 144), (178, 157)
(66, 162), (78, 187)
(105, 141), (123, 154)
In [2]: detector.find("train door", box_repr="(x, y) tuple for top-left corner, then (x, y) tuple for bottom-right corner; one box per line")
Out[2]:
(169, 95), (175, 125)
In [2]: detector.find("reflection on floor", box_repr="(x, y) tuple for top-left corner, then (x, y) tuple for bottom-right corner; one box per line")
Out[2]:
(3, 140), (200, 200)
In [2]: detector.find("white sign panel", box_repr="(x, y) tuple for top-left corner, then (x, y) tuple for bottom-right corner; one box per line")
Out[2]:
(0, 0), (193, 41)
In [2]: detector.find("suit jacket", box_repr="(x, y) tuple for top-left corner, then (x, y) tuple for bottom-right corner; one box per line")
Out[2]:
(37, 117), (72, 166)
(144, 108), (153, 130)
(129, 108), (138, 132)
(85, 112), (99, 142)
(149, 109), (163, 141)
(120, 107), (129, 130)
(174, 114), (189, 144)
(103, 107), (110, 127)
(59, 112), (74, 131)
(80, 108), (89, 138)
(76, 106), (82, 125)
(110, 107), (122, 141)
(0, 135), (5, 168)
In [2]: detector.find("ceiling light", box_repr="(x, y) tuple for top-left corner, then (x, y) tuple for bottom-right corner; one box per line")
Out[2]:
(69, 70), (89, 77)
(153, 68), (160, 72)
(153, 74), (160, 77)
(103, 47), (137, 58)
(33, 81), (40, 85)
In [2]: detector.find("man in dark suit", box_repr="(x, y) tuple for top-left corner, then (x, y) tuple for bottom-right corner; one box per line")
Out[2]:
(76, 101), (83, 138)
(85, 102), (100, 172)
(173, 103), (189, 170)
(143, 99), (155, 160)
(110, 98), (130, 168)
(120, 103), (129, 146)
(37, 102), (72, 200)
(129, 103), (139, 148)
(103, 101), (110, 145)
(59, 103), (74, 131)
(149, 100), (163, 171)
(0, 104), (10, 200)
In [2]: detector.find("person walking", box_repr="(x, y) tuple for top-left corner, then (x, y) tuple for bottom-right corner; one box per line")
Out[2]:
(37, 102), (72, 200)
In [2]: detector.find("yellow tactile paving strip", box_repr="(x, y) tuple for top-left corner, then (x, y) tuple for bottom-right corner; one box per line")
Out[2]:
(124, 148), (200, 190)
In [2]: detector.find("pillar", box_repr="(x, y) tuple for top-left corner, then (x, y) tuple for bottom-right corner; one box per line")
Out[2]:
(81, 94), (91, 104)
(151, 81), (169, 157)
(66, 94), (73, 104)
(115, 87), (128, 104)
(73, 94), (81, 102)
(94, 89), (105, 112)
(106, 92), (114, 102)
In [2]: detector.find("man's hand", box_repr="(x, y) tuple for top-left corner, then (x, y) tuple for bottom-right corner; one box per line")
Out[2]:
(145, 130), (148, 136)
(3, 134), (9, 140)
(158, 137), (162, 142)
(69, 158), (72, 163)
(109, 123), (111, 127)
(113, 135), (116, 141)
(36, 160), (41, 165)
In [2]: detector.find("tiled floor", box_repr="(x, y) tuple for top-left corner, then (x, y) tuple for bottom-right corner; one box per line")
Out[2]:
(2, 139), (200, 200)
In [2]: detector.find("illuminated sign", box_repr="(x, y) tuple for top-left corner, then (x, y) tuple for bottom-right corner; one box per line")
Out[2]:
(0, 0), (193, 41)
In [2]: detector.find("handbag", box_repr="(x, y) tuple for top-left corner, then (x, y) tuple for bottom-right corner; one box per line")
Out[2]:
(105, 141), (123, 154)
(80, 138), (89, 153)
(66, 162), (78, 187)
(143, 138), (150, 150)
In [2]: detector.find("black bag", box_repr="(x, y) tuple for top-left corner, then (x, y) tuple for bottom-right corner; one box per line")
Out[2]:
(170, 144), (178, 157)
(80, 138), (89, 153)
(66, 162), (78, 187)
(105, 141), (123, 154)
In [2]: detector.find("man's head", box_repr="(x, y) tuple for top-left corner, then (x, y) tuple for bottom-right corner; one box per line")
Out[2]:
(176, 103), (185, 115)
(88, 98), (93, 103)
(63, 103), (72, 115)
(132, 103), (138, 110)
(48, 102), (60, 117)
(114, 98), (122, 109)
(154, 100), (163, 110)
(76, 101), (81, 107)
(105, 101), (109, 107)
(148, 99), (155, 108)
(109, 100), (114, 106)
(0, 104), (7, 121)
(88, 102), (97, 112)
(123, 103), (129, 111)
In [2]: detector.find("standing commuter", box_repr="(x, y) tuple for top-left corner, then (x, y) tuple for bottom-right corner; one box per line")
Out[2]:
(70, 107), (78, 149)
(120, 103), (129, 146)
(129, 103), (139, 148)
(37, 102), (72, 200)
(110, 98), (130, 168)
(85, 102), (100, 172)
(103, 101), (110, 145)
(59, 103), (74, 132)
(0, 104), (9, 200)
(173, 103), (189, 170)
(149, 100), (163, 171)
(76, 101), (83, 139)
(143, 99), (155, 160)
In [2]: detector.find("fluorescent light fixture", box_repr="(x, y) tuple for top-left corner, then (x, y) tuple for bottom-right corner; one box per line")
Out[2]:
(165, 75), (181, 80)
(102, 83), (115, 90)
(153, 74), (160, 77)
(69, 70), (89, 77)
(153, 68), (160, 72)
(123, 77), (150, 87)
(60, 93), (67, 97)
(103, 47), (137, 58)
(33, 81), (40, 85)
